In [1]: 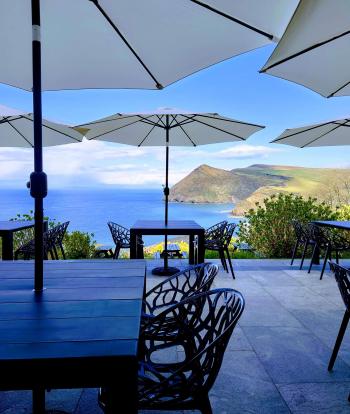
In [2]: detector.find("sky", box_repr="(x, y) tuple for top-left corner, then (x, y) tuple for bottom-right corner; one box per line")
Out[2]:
(1, 44), (350, 189)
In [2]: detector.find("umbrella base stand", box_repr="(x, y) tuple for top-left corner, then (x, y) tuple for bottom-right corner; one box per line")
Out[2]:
(152, 266), (179, 276)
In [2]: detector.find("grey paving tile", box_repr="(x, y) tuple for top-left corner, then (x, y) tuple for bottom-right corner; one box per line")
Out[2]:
(0, 391), (31, 413)
(243, 326), (350, 384)
(277, 382), (350, 414)
(239, 296), (302, 328)
(74, 388), (102, 414)
(46, 389), (82, 413)
(227, 325), (253, 351)
(210, 350), (290, 414)
(249, 270), (300, 287)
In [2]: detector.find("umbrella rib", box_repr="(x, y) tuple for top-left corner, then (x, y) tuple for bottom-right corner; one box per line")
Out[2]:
(155, 114), (167, 128)
(171, 115), (197, 128)
(261, 29), (350, 72)
(328, 80), (350, 98)
(75, 114), (133, 128)
(0, 115), (23, 125)
(301, 120), (350, 148)
(138, 116), (162, 128)
(195, 113), (264, 128)
(90, 0), (163, 89)
(191, 0), (273, 40)
(271, 121), (336, 143)
(137, 123), (158, 146)
(20, 115), (81, 142)
(181, 115), (246, 140)
(178, 123), (197, 146)
(88, 116), (155, 140)
(7, 120), (33, 148)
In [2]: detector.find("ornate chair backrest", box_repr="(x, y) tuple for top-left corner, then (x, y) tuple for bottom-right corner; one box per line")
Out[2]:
(139, 288), (245, 404)
(51, 221), (69, 245)
(291, 219), (306, 241)
(108, 222), (130, 245)
(222, 222), (237, 247)
(308, 223), (330, 246)
(329, 261), (350, 311)
(144, 263), (219, 316)
(205, 221), (227, 241)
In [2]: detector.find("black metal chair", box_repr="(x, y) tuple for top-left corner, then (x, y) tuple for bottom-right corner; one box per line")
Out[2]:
(328, 262), (350, 373)
(308, 224), (350, 279)
(99, 288), (245, 414)
(50, 221), (69, 259)
(143, 263), (218, 321)
(14, 228), (57, 260)
(205, 221), (236, 279)
(291, 219), (313, 267)
(108, 221), (144, 259)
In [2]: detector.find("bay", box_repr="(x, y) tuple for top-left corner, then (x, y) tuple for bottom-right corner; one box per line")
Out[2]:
(0, 188), (239, 246)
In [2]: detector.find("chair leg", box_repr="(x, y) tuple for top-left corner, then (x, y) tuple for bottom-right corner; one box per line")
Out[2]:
(219, 248), (228, 272)
(52, 245), (59, 260)
(308, 244), (317, 274)
(328, 311), (350, 371)
(291, 239), (300, 265)
(198, 395), (213, 414)
(113, 246), (120, 260)
(320, 245), (331, 280)
(336, 249), (340, 264)
(300, 241), (309, 270)
(59, 243), (66, 260)
(225, 246), (235, 279)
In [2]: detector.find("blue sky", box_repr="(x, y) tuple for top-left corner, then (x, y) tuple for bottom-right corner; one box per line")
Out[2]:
(1, 44), (350, 189)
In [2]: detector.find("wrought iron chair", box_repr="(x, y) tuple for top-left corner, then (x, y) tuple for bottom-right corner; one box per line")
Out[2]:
(14, 228), (57, 260)
(291, 219), (314, 267)
(108, 221), (144, 259)
(99, 288), (245, 414)
(308, 224), (350, 279)
(143, 263), (218, 322)
(204, 220), (227, 268)
(50, 221), (69, 259)
(328, 262), (350, 372)
(205, 221), (236, 278)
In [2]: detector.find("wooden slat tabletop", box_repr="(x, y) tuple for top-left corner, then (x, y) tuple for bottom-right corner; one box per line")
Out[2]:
(0, 259), (146, 397)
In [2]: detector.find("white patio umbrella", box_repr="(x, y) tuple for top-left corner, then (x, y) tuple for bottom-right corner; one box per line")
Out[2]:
(0, 0), (298, 289)
(271, 117), (350, 147)
(261, 0), (350, 98)
(0, 112), (82, 148)
(77, 108), (264, 275)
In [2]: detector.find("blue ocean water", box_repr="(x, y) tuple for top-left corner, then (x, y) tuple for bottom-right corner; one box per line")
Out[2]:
(0, 188), (239, 246)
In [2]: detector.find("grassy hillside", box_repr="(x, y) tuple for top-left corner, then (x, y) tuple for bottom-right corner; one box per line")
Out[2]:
(169, 164), (350, 215)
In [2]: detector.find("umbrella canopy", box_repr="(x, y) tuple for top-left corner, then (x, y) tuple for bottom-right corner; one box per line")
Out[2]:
(271, 117), (350, 147)
(261, 0), (350, 98)
(78, 109), (264, 275)
(0, 113), (82, 147)
(1, 0), (298, 91)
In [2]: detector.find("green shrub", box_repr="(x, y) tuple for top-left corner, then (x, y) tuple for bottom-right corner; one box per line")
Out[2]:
(238, 193), (337, 258)
(63, 231), (96, 259)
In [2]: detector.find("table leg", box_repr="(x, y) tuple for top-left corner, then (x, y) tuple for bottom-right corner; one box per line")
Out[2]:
(189, 235), (195, 265)
(105, 361), (138, 414)
(2, 232), (14, 260)
(32, 387), (45, 414)
(130, 230), (137, 259)
(197, 230), (205, 264)
(312, 245), (320, 265)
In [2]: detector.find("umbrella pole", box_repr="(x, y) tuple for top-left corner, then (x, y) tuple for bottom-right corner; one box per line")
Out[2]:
(152, 115), (179, 276)
(31, 0), (47, 292)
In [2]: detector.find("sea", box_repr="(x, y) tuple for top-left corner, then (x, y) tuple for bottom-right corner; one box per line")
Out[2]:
(0, 188), (240, 246)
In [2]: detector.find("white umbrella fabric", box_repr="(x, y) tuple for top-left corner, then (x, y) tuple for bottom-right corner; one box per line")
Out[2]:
(0, 0), (298, 291)
(261, 0), (350, 98)
(271, 117), (350, 147)
(78, 109), (264, 275)
(0, 113), (82, 148)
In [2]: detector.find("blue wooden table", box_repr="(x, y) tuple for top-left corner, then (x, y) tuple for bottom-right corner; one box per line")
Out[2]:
(0, 259), (146, 413)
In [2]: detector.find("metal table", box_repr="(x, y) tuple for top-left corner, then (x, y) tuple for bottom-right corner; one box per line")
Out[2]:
(313, 221), (350, 231)
(0, 259), (146, 413)
(130, 220), (205, 264)
(0, 220), (47, 260)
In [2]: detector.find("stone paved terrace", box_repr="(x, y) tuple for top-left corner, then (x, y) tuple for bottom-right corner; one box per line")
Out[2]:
(1, 258), (350, 413)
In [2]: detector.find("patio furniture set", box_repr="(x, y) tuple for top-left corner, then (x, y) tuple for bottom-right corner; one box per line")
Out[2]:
(291, 219), (350, 401)
(108, 219), (237, 278)
(0, 259), (244, 413)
